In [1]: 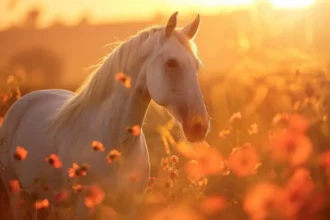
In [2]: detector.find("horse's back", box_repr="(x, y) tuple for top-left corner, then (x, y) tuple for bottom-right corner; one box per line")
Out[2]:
(0, 89), (74, 193)
(1, 89), (73, 142)
(2, 89), (72, 123)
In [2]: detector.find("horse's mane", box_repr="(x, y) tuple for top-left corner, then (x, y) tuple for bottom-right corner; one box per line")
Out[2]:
(49, 25), (200, 133)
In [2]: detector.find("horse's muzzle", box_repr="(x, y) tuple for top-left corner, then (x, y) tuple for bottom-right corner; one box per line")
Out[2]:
(182, 115), (210, 143)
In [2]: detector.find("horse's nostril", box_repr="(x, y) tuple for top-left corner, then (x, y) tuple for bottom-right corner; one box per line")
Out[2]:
(192, 122), (203, 135)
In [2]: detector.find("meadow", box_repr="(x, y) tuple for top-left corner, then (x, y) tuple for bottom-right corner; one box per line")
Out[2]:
(1, 44), (330, 220)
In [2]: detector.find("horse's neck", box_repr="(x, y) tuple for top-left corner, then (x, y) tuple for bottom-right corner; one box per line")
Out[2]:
(74, 70), (151, 157)
(57, 43), (152, 157)
(106, 81), (151, 149)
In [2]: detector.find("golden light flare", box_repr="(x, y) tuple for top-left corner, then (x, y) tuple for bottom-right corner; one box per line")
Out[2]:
(176, 0), (314, 9)
(0, 0), (316, 30)
(175, 0), (254, 7)
(270, 0), (314, 9)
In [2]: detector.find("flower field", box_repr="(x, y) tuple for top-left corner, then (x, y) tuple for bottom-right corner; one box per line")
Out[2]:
(1, 48), (330, 220)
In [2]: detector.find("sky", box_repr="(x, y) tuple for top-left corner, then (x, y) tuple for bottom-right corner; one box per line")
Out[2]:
(0, 0), (314, 30)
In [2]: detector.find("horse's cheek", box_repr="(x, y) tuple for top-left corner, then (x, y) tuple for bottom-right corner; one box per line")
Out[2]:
(147, 72), (167, 105)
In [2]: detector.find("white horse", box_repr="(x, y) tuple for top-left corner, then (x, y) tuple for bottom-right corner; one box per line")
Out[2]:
(0, 11), (210, 219)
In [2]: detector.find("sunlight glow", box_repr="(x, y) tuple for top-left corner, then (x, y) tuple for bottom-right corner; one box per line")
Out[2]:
(270, 0), (314, 9)
(186, 0), (314, 9)
(175, 0), (254, 8)
(0, 0), (317, 30)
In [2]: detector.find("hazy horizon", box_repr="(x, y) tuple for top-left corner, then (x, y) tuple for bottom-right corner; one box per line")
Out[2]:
(0, 0), (314, 30)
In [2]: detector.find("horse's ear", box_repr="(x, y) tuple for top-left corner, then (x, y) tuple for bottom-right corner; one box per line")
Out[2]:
(181, 14), (200, 40)
(139, 11), (178, 58)
(164, 11), (178, 37)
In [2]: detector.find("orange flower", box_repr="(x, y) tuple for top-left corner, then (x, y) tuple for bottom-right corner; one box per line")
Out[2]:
(185, 144), (224, 179)
(8, 179), (20, 194)
(45, 154), (62, 168)
(244, 182), (282, 220)
(274, 169), (315, 219)
(272, 113), (309, 134)
(72, 184), (83, 193)
(84, 185), (105, 208)
(0, 94), (9, 103)
(248, 123), (258, 135)
(106, 149), (121, 164)
(284, 168), (315, 206)
(270, 131), (312, 166)
(244, 168), (322, 219)
(54, 190), (69, 203)
(185, 160), (204, 181)
(288, 114), (309, 134)
(227, 143), (261, 177)
(171, 155), (179, 163)
(91, 141), (105, 152)
(115, 72), (131, 88)
(169, 169), (179, 180)
(200, 196), (226, 216)
(197, 145), (224, 175)
(126, 125), (141, 136)
(219, 128), (231, 139)
(160, 157), (169, 171)
(68, 163), (88, 178)
(13, 146), (28, 161)
(68, 163), (79, 178)
(35, 199), (49, 210)
(222, 170), (230, 176)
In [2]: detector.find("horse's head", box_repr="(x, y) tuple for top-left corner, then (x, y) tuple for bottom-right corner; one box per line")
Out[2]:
(139, 12), (210, 143)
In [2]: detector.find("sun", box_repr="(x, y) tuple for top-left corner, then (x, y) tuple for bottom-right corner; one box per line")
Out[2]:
(270, 0), (314, 9)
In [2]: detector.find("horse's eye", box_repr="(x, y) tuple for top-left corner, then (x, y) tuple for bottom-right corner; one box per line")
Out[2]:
(166, 58), (179, 68)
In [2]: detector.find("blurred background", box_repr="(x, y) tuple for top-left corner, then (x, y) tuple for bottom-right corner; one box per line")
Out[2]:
(2, 0), (330, 219)
(1, 0), (330, 87)
(2, 0), (330, 171)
